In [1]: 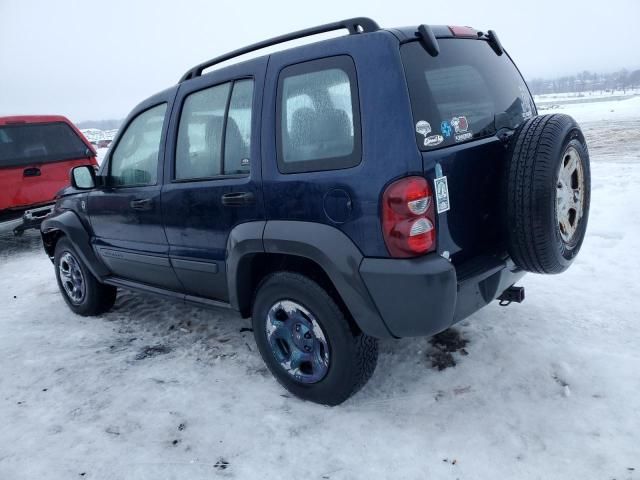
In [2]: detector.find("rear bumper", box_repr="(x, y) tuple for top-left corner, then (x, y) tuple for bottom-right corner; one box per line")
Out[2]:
(0, 204), (54, 235)
(359, 254), (525, 338)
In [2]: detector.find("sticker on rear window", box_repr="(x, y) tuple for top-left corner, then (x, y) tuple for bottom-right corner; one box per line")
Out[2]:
(452, 115), (473, 142)
(415, 120), (432, 138)
(451, 116), (468, 133)
(424, 134), (444, 147)
(440, 121), (453, 138)
(434, 176), (450, 214)
(455, 132), (473, 142)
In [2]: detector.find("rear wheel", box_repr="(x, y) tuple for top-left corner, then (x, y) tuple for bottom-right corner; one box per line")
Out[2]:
(252, 272), (378, 405)
(54, 238), (117, 315)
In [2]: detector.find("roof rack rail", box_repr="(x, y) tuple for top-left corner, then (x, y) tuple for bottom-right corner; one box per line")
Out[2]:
(179, 17), (379, 83)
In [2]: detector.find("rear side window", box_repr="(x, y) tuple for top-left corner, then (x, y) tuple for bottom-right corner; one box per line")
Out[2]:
(0, 122), (89, 168)
(401, 39), (535, 150)
(277, 56), (361, 174)
(175, 83), (231, 180)
(175, 79), (254, 180)
(110, 103), (167, 187)
(225, 79), (253, 175)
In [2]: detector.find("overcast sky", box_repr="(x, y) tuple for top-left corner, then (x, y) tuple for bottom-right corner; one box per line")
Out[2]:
(1, 0), (639, 123)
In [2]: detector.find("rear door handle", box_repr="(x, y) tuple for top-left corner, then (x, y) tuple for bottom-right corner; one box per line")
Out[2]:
(23, 167), (41, 177)
(221, 191), (255, 207)
(130, 198), (153, 210)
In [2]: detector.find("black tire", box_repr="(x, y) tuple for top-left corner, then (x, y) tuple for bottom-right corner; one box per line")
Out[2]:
(503, 114), (591, 274)
(54, 238), (117, 315)
(252, 272), (378, 406)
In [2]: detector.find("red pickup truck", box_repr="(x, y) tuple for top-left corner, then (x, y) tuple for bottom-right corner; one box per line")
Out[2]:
(0, 115), (97, 235)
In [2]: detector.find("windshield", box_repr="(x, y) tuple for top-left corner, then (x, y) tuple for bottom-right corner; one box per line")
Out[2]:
(0, 122), (90, 168)
(401, 39), (536, 150)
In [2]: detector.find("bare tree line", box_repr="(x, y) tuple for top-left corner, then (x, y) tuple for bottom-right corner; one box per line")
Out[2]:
(528, 68), (640, 95)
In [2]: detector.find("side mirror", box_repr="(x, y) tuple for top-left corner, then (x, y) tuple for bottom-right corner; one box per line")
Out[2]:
(70, 165), (96, 190)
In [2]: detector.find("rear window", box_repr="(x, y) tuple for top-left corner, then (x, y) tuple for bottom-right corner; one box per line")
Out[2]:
(401, 39), (535, 150)
(0, 122), (90, 168)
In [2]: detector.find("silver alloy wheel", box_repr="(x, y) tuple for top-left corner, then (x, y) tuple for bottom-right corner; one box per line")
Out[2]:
(556, 146), (585, 245)
(59, 252), (86, 304)
(265, 300), (330, 384)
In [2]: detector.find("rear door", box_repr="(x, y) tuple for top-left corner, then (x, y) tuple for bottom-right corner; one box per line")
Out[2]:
(401, 38), (536, 264)
(0, 120), (95, 211)
(161, 59), (266, 302)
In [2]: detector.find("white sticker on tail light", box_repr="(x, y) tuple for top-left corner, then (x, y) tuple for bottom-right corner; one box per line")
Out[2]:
(434, 176), (450, 214)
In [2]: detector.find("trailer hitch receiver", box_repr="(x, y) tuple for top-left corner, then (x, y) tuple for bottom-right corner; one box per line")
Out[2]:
(498, 285), (525, 306)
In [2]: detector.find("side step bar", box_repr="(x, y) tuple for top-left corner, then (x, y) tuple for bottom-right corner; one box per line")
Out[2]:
(104, 277), (232, 311)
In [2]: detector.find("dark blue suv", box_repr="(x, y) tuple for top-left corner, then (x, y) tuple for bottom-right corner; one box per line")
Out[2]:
(42, 18), (591, 405)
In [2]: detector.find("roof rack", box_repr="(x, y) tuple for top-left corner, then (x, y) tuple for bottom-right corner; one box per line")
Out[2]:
(179, 17), (379, 83)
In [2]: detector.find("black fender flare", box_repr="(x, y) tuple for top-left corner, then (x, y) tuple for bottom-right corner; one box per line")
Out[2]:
(226, 220), (393, 339)
(41, 210), (110, 280)
(225, 220), (266, 312)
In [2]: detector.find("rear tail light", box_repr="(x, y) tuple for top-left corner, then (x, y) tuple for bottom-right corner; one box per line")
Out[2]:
(382, 176), (436, 258)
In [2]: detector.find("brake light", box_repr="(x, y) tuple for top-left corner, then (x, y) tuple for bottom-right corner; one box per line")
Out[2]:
(382, 176), (436, 258)
(448, 25), (478, 37)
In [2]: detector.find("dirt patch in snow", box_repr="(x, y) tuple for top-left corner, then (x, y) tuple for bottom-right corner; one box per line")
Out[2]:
(428, 328), (469, 370)
(134, 344), (172, 360)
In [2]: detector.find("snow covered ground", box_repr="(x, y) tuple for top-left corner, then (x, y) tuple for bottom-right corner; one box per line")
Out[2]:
(539, 94), (640, 123)
(1, 97), (639, 479)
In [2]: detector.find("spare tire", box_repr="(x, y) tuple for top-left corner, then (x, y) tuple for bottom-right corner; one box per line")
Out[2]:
(503, 114), (591, 274)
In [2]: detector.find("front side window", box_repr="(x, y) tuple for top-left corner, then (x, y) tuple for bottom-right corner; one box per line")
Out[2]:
(277, 56), (361, 174)
(401, 39), (536, 150)
(110, 104), (167, 186)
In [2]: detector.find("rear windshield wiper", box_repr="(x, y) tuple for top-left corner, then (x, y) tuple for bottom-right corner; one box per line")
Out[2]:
(475, 112), (516, 143)
(494, 112), (516, 143)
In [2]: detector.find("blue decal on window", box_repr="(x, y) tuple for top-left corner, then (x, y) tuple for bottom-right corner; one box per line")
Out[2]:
(440, 121), (452, 138)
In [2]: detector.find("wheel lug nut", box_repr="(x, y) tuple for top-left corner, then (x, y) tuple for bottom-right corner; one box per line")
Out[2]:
(304, 332), (311, 339)
(304, 346), (311, 352)
(295, 324), (300, 332)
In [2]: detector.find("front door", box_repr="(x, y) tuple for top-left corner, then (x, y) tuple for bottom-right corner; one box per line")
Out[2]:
(161, 59), (267, 302)
(88, 100), (182, 291)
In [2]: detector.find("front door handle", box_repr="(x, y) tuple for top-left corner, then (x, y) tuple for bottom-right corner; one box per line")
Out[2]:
(221, 191), (255, 207)
(23, 167), (41, 177)
(130, 198), (153, 210)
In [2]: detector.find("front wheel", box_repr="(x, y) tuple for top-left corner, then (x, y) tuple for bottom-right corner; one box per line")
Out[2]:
(54, 238), (117, 316)
(252, 272), (378, 405)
